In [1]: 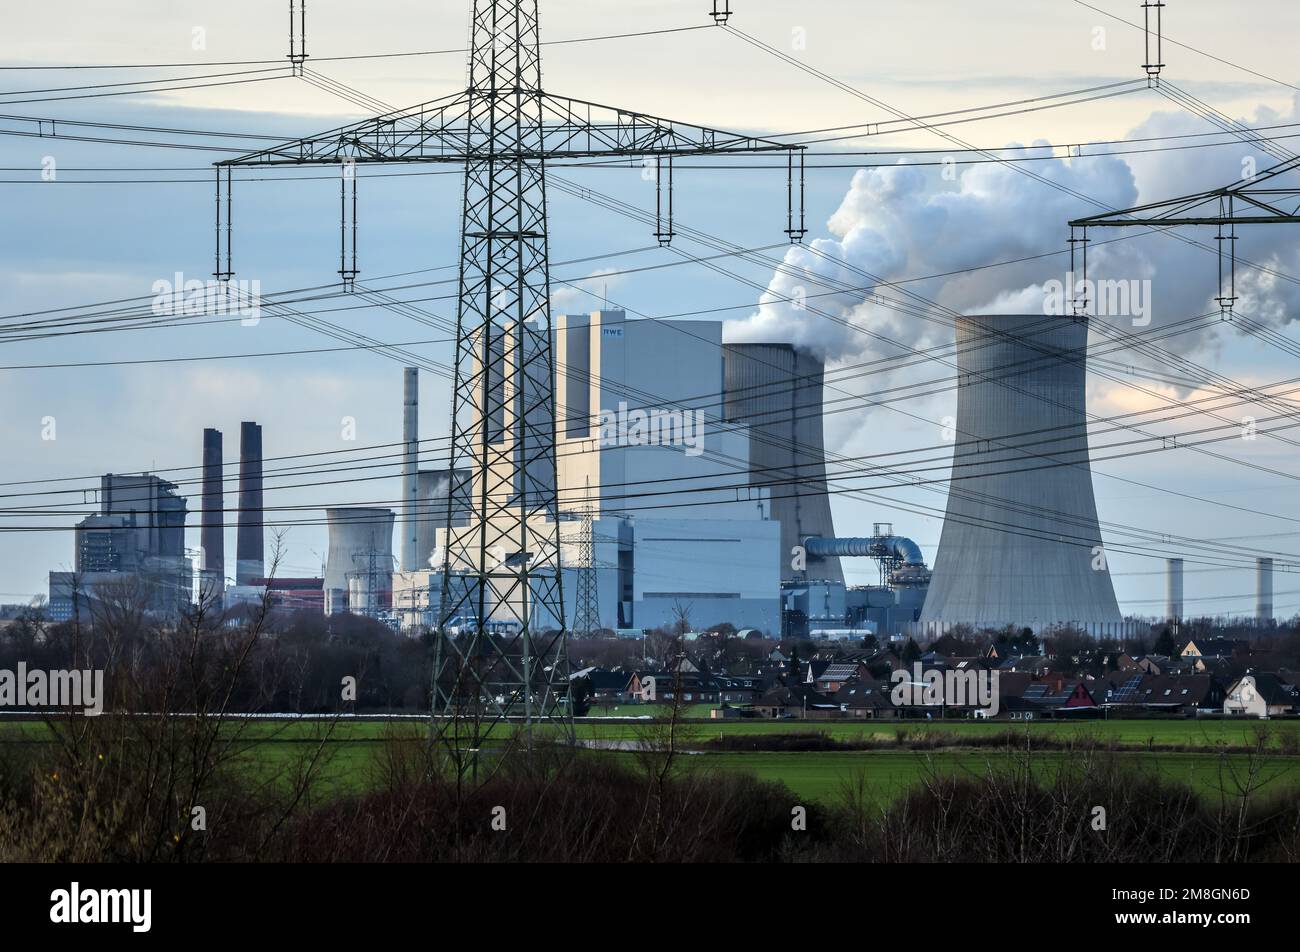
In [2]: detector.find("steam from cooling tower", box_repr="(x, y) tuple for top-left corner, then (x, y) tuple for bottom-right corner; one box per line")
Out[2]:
(236, 421), (264, 585)
(725, 99), (1300, 372)
(723, 158), (1139, 364)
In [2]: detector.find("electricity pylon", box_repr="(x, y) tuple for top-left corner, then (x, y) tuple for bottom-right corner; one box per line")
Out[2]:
(1069, 153), (1300, 317)
(572, 500), (600, 639)
(212, 0), (803, 764)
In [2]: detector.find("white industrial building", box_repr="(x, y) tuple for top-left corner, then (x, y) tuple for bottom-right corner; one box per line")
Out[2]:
(552, 310), (782, 632)
(393, 311), (783, 634)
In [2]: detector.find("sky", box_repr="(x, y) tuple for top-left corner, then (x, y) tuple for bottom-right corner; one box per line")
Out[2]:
(3, 0), (1300, 619)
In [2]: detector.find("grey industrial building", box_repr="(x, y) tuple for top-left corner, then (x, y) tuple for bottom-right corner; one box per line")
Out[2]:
(48, 473), (192, 621)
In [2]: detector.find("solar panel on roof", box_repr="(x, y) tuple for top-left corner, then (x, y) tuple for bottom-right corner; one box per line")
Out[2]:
(1108, 674), (1143, 703)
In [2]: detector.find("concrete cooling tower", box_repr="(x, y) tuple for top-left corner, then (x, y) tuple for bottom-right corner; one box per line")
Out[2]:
(918, 314), (1123, 636)
(723, 343), (841, 583)
(324, 507), (395, 615)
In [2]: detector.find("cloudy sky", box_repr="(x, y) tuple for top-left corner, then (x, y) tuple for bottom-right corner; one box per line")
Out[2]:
(3, 0), (1300, 619)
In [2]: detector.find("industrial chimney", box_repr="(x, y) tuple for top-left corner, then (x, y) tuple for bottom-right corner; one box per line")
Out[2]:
(1166, 557), (1184, 624)
(918, 314), (1123, 636)
(236, 421), (264, 585)
(401, 368), (419, 572)
(1257, 556), (1274, 624)
(201, 427), (225, 587)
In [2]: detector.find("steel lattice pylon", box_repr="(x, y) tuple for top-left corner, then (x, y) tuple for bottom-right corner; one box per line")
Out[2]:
(572, 500), (600, 638)
(434, 0), (567, 753)
(213, 0), (804, 765)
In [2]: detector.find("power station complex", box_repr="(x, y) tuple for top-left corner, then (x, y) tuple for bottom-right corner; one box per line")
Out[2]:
(50, 308), (1275, 637)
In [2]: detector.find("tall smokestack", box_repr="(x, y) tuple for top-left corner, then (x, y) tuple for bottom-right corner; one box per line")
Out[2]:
(201, 428), (225, 584)
(1166, 558), (1184, 623)
(1257, 556), (1274, 624)
(236, 421), (264, 585)
(401, 368), (419, 571)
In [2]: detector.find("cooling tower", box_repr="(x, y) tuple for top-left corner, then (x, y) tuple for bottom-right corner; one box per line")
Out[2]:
(401, 368), (420, 572)
(201, 428), (224, 582)
(236, 421), (264, 585)
(324, 507), (395, 615)
(1166, 557), (1184, 622)
(918, 314), (1122, 635)
(723, 343), (841, 583)
(1257, 557), (1274, 623)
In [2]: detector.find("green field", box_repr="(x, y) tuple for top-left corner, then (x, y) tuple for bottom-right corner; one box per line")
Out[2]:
(7, 715), (1300, 808)
(226, 740), (1300, 807)
(572, 715), (1300, 748)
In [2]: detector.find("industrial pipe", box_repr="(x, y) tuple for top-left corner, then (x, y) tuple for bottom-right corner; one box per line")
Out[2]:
(804, 535), (926, 566)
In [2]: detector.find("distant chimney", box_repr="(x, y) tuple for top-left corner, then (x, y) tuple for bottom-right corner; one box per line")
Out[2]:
(401, 368), (419, 571)
(236, 421), (264, 585)
(1165, 558), (1183, 623)
(201, 428), (225, 584)
(1257, 557), (1274, 624)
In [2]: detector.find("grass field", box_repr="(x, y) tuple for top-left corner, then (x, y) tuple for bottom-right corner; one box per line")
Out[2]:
(224, 740), (1300, 807)
(7, 714), (1300, 808)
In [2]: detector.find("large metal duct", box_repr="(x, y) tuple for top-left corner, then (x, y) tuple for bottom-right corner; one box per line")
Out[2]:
(805, 535), (926, 566)
(805, 534), (932, 591)
(1257, 557), (1274, 624)
(236, 421), (264, 585)
(400, 367), (419, 572)
(414, 468), (471, 571)
(201, 428), (224, 583)
(723, 343), (841, 583)
(1166, 557), (1184, 622)
(918, 314), (1122, 635)
(324, 507), (395, 614)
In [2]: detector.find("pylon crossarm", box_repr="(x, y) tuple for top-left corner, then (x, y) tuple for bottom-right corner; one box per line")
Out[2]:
(214, 89), (798, 167)
(536, 93), (796, 157)
(216, 89), (473, 167)
(1070, 191), (1300, 227)
(1070, 155), (1300, 228)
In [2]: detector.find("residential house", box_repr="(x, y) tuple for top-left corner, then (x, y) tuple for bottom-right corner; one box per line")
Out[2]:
(1224, 672), (1300, 717)
(833, 679), (896, 719)
(751, 684), (837, 719)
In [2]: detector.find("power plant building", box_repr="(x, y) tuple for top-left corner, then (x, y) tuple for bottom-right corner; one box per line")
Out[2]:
(48, 473), (192, 620)
(404, 311), (932, 636)
(550, 311), (782, 632)
(918, 314), (1124, 636)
